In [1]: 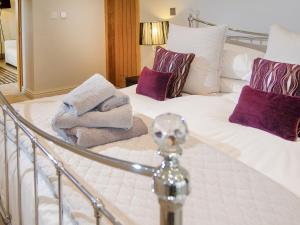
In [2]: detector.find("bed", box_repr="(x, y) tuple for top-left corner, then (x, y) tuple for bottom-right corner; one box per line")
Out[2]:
(0, 17), (300, 225)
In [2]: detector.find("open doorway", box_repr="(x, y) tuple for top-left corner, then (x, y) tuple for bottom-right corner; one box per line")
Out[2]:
(0, 0), (23, 98)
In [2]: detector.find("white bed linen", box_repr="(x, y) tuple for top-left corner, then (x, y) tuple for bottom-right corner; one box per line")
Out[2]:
(121, 85), (300, 198)
(1, 86), (300, 225)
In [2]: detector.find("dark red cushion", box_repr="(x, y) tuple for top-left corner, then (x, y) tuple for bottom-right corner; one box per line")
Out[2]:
(229, 86), (300, 141)
(136, 67), (172, 101)
(153, 47), (195, 98)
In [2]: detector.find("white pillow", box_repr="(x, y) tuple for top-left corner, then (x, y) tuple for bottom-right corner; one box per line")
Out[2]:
(220, 77), (248, 93)
(265, 24), (300, 64)
(166, 24), (227, 95)
(222, 43), (264, 81)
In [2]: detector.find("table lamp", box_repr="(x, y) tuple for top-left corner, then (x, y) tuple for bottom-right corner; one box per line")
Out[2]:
(140, 21), (169, 47)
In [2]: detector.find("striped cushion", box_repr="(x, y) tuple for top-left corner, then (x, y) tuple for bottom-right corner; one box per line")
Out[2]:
(153, 47), (195, 98)
(250, 58), (300, 96)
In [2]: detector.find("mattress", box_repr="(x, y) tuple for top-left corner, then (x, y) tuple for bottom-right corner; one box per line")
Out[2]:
(1, 87), (300, 225)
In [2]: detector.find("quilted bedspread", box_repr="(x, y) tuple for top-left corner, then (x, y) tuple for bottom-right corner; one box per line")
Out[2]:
(1, 112), (300, 225)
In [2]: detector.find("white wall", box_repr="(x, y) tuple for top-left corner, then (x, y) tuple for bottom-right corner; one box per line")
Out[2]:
(23, 0), (106, 96)
(22, 0), (34, 91)
(1, 0), (17, 41)
(141, 0), (300, 32)
(140, 0), (300, 67)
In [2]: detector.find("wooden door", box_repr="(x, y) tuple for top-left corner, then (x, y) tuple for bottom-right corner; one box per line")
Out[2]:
(105, 0), (141, 87)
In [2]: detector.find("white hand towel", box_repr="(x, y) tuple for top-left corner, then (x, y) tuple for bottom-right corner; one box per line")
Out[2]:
(52, 104), (133, 130)
(97, 90), (130, 112)
(55, 117), (148, 148)
(63, 74), (115, 116)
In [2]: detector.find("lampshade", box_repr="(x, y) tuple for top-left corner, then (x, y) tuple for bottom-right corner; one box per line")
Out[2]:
(0, 0), (11, 9)
(140, 21), (169, 46)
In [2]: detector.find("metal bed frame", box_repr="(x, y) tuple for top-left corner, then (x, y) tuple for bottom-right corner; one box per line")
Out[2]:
(0, 16), (269, 225)
(188, 15), (269, 51)
(0, 91), (189, 225)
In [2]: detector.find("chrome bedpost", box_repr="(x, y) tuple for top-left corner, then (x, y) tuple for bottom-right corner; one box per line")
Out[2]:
(56, 162), (64, 225)
(152, 113), (190, 225)
(92, 199), (104, 225)
(15, 123), (23, 225)
(32, 139), (39, 225)
(2, 108), (11, 223)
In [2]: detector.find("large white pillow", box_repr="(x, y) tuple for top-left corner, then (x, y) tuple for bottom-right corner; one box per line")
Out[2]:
(222, 43), (264, 81)
(166, 24), (227, 95)
(220, 77), (248, 93)
(265, 24), (300, 64)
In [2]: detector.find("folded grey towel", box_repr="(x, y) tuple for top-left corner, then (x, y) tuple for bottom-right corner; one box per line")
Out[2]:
(56, 117), (148, 148)
(52, 104), (133, 129)
(97, 90), (130, 112)
(63, 74), (115, 116)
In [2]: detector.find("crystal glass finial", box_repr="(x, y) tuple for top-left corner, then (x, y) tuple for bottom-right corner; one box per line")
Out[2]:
(153, 114), (191, 223)
(152, 113), (188, 155)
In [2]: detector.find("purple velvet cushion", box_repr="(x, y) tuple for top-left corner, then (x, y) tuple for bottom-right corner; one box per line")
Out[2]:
(229, 86), (300, 141)
(136, 67), (172, 101)
(250, 58), (300, 136)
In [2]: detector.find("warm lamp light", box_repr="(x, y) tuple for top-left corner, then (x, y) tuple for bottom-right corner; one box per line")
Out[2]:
(139, 21), (169, 46)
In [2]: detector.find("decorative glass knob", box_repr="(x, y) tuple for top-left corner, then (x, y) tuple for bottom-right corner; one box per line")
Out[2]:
(152, 113), (188, 156)
(152, 113), (190, 223)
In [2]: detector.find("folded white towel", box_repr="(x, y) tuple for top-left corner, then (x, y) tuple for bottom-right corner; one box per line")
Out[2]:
(52, 104), (133, 130)
(63, 74), (115, 116)
(97, 90), (130, 112)
(55, 117), (148, 148)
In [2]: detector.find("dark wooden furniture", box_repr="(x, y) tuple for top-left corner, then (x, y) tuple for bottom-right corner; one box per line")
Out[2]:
(126, 76), (139, 87)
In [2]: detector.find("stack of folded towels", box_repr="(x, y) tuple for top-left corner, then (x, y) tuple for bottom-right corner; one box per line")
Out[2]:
(51, 74), (148, 148)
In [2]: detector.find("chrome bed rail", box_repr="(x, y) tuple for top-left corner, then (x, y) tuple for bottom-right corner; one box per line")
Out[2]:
(188, 15), (269, 51)
(0, 92), (190, 225)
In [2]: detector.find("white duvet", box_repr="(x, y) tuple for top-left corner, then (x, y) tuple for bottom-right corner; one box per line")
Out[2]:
(1, 85), (300, 225)
(122, 85), (300, 198)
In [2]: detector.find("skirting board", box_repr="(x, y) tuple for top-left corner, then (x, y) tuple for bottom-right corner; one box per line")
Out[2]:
(25, 86), (76, 99)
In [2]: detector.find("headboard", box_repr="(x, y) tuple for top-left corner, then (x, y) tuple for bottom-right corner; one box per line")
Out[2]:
(188, 15), (269, 52)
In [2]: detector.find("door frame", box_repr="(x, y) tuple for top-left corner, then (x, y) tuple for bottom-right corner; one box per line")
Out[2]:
(17, 0), (23, 91)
